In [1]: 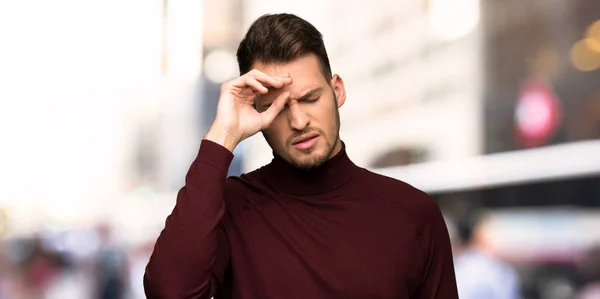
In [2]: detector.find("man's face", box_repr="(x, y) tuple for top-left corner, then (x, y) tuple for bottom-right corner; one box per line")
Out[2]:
(254, 54), (346, 169)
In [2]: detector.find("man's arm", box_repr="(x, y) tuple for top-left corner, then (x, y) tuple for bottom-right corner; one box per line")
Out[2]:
(144, 70), (291, 298)
(413, 193), (459, 299)
(144, 140), (233, 299)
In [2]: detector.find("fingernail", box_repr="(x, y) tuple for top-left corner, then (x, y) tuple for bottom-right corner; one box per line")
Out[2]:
(282, 73), (290, 78)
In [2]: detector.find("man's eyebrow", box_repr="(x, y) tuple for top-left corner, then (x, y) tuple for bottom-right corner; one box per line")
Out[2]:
(261, 87), (323, 108)
(296, 87), (323, 102)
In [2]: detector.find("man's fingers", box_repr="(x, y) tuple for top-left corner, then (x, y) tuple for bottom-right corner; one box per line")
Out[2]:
(249, 70), (293, 89)
(260, 91), (290, 129)
(224, 70), (293, 95)
(243, 76), (269, 94)
(271, 73), (293, 86)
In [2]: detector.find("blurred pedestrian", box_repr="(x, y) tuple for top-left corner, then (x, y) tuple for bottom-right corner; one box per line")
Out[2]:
(93, 224), (128, 299)
(577, 244), (600, 299)
(452, 213), (521, 299)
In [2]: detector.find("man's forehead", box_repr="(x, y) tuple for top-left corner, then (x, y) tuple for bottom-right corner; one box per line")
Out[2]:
(252, 62), (288, 76)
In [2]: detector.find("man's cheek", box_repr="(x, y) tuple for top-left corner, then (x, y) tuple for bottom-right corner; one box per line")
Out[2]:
(271, 113), (287, 126)
(268, 123), (288, 142)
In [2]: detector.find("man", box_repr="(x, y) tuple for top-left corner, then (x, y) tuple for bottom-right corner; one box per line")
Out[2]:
(144, 13), (458, 299)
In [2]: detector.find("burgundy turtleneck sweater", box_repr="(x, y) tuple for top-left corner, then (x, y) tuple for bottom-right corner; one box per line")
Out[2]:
(144, 140), (458, 299)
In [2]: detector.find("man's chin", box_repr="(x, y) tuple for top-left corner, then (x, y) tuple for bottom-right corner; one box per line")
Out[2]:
(289, 152), (329, 170)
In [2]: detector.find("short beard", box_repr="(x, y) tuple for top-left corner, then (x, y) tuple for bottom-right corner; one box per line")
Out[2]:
(264, 95), (341, 171)
(293, 108), (340, 170)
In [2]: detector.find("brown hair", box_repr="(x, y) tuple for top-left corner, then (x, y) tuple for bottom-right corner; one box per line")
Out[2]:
(236, 13), (332, 80)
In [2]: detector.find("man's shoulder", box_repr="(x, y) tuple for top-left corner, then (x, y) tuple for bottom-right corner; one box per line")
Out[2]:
(222, 166), (270, 211)
(358, 168), (441, 220)
(359, 168), (429, 202)
(225, 165), (267, 188)
(360, 169), (448, 254)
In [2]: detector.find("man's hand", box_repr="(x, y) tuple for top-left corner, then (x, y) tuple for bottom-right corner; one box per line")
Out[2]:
(204, 70), (292, 152)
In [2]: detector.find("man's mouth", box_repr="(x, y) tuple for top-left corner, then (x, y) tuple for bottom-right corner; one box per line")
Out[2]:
(291, 132), (320, 150)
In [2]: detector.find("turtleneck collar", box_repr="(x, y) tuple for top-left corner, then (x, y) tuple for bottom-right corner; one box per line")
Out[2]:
(263, 141), (357, 195)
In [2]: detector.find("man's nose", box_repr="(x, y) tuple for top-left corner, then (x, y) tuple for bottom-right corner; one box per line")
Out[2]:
(286, 100), (310, 131)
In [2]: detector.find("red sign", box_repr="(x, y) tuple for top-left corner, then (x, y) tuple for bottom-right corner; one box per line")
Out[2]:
(514, 80), (562, 147)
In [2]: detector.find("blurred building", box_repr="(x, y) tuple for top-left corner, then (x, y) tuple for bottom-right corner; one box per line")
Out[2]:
(333, 0), (484, 168)
(371, 1), (600, 297)
(481, 0), (600, 153)
(0, 0), (205, 240)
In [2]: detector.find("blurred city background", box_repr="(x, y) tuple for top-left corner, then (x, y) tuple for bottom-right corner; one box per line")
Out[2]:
(0, 0), (599, 298)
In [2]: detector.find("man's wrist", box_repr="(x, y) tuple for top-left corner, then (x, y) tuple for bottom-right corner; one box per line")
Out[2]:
(204, 126), (240, 153)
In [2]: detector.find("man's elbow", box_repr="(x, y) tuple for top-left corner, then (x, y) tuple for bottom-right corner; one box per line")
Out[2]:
(143, 270), (213, 299)
(144, 271), (173, 299)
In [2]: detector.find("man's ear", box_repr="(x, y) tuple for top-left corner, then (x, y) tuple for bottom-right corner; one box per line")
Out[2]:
(331, 74), (346, 108)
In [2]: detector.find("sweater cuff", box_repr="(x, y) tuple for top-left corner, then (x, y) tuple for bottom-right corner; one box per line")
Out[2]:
(196, 139), (235, 174)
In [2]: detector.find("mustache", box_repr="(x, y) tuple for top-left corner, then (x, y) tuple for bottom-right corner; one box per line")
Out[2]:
(287, 127), (325, 144)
